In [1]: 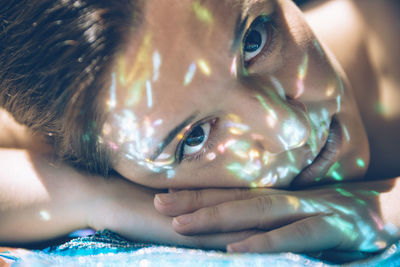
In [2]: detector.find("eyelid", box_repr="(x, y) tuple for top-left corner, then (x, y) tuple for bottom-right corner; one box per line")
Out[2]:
(176, 117), (219, 163)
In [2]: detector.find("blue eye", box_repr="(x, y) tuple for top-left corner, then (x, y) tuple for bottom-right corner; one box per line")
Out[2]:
(243, 16), (271, 63)
(183, 122), (211, 155)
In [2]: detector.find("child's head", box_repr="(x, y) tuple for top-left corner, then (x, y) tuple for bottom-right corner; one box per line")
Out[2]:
(1, 0), (369, 188)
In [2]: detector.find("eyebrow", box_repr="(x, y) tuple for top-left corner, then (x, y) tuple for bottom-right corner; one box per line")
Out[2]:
(150, 113), (198, 160)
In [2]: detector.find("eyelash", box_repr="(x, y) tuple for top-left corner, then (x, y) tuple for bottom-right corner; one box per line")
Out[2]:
(243, 17), (278, 67)
(173, 18), (277, 163)
(176, 118), (219, 163)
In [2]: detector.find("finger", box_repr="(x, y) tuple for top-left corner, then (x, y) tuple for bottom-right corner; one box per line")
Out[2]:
(168, 188), (179, 193)
(172, 195), (320, 235)
(154, 188), (282, 216)
(183, 230), (261, 250)
(227, 215), (343, 253)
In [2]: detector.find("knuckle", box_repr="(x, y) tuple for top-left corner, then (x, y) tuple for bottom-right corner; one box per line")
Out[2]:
(178, 190), (202, 208)
(177, 190), (190, 200)
(235, 189), (252, 200)
(294, 220), (313, 238)
(259, 235), (275, 251)
(192, 190), (203, 206)
(326, 215), (348, 249)
(255, 196), (272, 214)
(201, 205), (223, 232)
(208, 205), (221, 220)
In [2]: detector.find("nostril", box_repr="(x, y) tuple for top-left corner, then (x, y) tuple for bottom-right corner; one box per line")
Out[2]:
(255, 140), (266, 151)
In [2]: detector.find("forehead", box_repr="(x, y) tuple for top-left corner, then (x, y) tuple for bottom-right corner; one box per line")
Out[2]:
(116, 0), (276, 99)
(128, 0), (275, 50)
(141, 0), (273, 22)
(112, 1), (246, 113)
(131, 0), (239, 58)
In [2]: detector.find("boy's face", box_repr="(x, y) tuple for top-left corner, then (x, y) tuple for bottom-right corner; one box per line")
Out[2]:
(101, 0), (369, 188)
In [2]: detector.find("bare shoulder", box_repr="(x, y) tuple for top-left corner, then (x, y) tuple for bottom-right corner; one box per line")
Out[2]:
(303, 0), (364, 68)
(0, 108), (51, 152)
(355, 0), (400, 120)
(304, 0), (400, 178)
(304, 0), (400, 120)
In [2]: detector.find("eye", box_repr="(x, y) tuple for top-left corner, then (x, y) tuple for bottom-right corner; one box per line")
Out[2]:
(243, 17), (271, 63)
(182, 122), (211, 156)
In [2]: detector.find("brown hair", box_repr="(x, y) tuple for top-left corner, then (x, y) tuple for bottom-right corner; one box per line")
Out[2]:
(0, 0), (139, 175)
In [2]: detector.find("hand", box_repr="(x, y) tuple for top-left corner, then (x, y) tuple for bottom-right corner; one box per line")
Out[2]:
(87, 176), (257, 249)
(154, 179), (400, 253)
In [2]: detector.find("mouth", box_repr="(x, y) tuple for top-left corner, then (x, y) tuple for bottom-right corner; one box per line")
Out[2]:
(291, 116), (343, 187)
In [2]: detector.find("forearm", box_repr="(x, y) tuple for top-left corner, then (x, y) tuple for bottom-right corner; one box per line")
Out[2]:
(0, 148), (94, 244)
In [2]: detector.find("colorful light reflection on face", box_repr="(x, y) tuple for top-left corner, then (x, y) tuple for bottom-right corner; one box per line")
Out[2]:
(100, 0), (369, 189)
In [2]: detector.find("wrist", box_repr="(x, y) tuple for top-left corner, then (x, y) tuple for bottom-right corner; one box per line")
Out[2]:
(85, 175), (163, 231)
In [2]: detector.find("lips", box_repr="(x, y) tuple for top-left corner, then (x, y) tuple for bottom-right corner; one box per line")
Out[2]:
(291, 116), (343, 187)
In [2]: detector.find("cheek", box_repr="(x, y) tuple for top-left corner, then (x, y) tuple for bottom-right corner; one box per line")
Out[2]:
(271, 49), (341, 102)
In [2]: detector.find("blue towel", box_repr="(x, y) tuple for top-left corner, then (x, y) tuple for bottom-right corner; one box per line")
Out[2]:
(2, 230), (400, 266)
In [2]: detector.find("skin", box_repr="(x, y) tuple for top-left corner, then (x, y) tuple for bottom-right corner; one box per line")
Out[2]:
(1, 0), (400, 256)
(103, 0), (369, 189)
(0, 142), (255, 247)
(155, 180), (400, 254)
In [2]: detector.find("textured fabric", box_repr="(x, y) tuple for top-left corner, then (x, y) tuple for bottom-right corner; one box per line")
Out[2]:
(1, 230), (400, 266)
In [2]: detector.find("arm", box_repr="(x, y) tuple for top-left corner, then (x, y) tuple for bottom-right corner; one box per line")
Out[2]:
(0, 148), (94, 244)
(0, 109), (89, 244)
(0, 148), (256, 248)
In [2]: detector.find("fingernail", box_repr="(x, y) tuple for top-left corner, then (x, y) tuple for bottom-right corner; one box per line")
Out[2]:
(173, 214), (193, 226)
(155, 193), (176, 205)
(227, 243), (248, 253)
